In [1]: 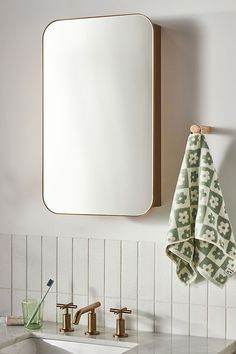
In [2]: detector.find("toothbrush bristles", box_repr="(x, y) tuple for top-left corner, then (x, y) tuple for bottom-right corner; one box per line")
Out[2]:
(47, 279), (54, 287)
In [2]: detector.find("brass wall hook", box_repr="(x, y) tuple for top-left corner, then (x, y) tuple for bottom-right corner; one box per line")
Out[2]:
(190, 125), (212, 134)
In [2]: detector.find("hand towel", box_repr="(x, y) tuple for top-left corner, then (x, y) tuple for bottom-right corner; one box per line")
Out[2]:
(166, 133), (236, 287)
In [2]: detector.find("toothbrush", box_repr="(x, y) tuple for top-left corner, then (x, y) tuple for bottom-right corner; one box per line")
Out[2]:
(26, 279), (54, 328)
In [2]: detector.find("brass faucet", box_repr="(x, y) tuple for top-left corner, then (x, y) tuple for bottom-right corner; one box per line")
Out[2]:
(56, 302), (77, 332)
(110, 307), (132, 338)
(73, 301), (101, 335)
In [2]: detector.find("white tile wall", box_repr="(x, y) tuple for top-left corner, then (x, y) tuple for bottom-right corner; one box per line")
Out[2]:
(27, 236), (41, 293)
(208, 306), (226, 338)
(189, 305), (207, 337)
(57, 237), (73, 294)
(121, 241), (138, 300)
(73, 238), (88, 297)
(105, 240), (121, 299)
(88, 239), (105, 299)
(0, 235), (11, 289)
(172, 303), (189, 335)
(138, 242), (155, 332)
(0, 234), (236, 339)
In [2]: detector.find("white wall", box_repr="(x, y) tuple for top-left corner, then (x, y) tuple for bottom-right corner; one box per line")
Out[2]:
(1, 0), (236, 240)
(1, 0), (236, 339)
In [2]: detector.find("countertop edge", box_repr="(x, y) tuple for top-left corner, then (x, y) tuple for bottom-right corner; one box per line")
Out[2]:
(0, 322), (235, 354)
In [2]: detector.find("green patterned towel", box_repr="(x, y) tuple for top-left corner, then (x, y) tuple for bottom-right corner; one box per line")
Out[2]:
(166, 134), (236, 287)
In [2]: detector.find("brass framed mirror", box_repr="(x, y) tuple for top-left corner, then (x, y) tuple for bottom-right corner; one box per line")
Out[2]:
(43, 14), (161, 216)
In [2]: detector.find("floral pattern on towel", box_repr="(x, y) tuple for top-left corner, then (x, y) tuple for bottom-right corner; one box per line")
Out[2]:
(166, 134), (236, 287)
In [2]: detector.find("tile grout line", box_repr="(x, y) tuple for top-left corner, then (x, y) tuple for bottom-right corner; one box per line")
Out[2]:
(206, 281), (209, 337)
(103, 239), (106, 327)
(153, 242), (156, 333)
(137, 241), (139, 332)
(71, 237), (74, 303)
(26, 235), (28, 300)
(40, 236), (43, 298)
(225, 283), (227, 339)
(188, 284), (190, 336)
(120, 240), (122, 308)
(10, 235), (13, 316)
(170, 262), (173, 334)
(87, 239), (89, 306)
(56, 237), (58, 323)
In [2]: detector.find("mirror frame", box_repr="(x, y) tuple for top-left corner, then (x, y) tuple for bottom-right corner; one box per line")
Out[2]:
(42, 14), (161, 216)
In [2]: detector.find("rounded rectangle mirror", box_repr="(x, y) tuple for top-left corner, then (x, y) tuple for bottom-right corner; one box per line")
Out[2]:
(43, 14), (161, 216)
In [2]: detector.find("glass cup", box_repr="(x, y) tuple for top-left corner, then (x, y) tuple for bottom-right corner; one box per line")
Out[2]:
(21, 299), (43, 329)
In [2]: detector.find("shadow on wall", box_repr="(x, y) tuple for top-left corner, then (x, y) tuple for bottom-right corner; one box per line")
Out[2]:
(131, 13), (236, 238)
(218, 135), (236, 232)
(129, 18), (205, 225)
(160, 17), (204, 205)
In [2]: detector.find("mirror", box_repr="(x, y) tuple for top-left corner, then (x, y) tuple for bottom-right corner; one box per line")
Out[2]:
(43, 14), (161, 216)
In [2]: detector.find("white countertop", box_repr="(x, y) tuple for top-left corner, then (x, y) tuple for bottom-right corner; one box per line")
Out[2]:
(0, 322), (235, 354)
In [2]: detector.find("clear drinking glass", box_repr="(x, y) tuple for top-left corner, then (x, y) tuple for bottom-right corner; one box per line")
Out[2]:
(21, 299), (43, 329)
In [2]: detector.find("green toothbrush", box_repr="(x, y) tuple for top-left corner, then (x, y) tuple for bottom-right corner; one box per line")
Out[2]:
(26, 279), (54, 328)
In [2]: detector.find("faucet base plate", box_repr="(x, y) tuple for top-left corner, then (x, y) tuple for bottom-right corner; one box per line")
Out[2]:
(85, 331), (100, 336)
(113, 333), (128, 338)
(60, 328), (74, 333)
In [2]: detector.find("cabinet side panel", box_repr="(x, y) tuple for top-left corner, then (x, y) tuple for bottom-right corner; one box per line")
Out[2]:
(153, 24), (161, 207)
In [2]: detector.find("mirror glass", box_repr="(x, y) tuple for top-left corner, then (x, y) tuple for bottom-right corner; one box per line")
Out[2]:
(43, 14), (159, 216)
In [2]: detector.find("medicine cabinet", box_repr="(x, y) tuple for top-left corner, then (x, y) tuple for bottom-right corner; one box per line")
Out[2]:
(43, 14), (161, 216)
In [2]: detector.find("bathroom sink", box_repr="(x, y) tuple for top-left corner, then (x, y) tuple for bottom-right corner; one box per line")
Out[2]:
(0, 335), (136, 354)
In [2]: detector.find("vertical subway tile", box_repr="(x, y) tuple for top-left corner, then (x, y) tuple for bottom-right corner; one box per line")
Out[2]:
(172, 303), (189, 335)
(172, 270), (189, 304)
(138, 300), (155, 332)
(190, 280), (208, 306)
(137, 242), (155, 332)
(58, 237), (72, 294)
(88, 239), (105, 327)
(208, 306), (225, 338)
(44, 292), (57, 322)
(27, 291), (41, 302)
(208, 282), (225, 307)
(73, 294), (89, 325)
(42, 237), (57, 293)
(190, 305), (207, 337)
(121, 241), (137, 300)
(105, 240), (120, 298)
(73, 238), (88, 296)
(138, 242), (155, 301)
(226, 307), (236, 339)
(0, 289), (11, 315)
(121, 298), (137, 331)
(155, 241), (171, 303)
(57, 292), (73, 304)
(88, 239), (104, 299)
(12, 289), (26, 316)
(105, 297), (121, 329)
(73, 294), (88, 309)
(226, 276), (236, 308)
(12, 235), (26, 290)
(27, 236), (41, 292)
(0, 235), (11, 289)
(155, 302), (172, 334)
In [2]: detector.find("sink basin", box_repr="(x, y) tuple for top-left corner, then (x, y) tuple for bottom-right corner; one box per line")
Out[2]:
(0, 335), (136, 354)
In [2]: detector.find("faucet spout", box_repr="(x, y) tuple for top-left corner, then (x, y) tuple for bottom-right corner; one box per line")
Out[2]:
(73, 301), (101, 325)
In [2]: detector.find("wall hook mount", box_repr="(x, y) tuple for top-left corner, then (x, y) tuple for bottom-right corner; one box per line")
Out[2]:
(190, 125), (212, 134)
